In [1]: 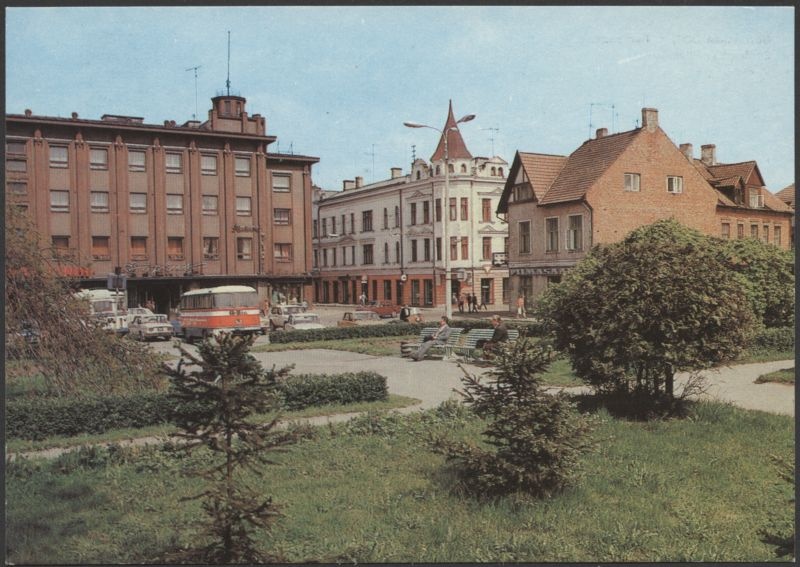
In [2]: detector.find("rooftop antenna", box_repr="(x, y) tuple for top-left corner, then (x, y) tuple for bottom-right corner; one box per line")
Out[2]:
(589, 102), (616, 137)
(411, 144), (416, 164)
(364, 144), (377, 183)
(185, 65), (202, 120)
(482, 127), (500, 156)
(226, 30), (231, 96)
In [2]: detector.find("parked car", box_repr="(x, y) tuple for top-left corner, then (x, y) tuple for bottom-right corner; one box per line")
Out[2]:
(268, 304), (306, 330)
(129, 314), (174, 341)
(338, 310), (383, 327)
(125, 307), (154, 325)
(357, 300), (399, 318)
(285, 312), (325, 331)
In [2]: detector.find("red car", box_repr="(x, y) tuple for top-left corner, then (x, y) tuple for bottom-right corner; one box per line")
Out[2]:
(357, 300), (399, 318)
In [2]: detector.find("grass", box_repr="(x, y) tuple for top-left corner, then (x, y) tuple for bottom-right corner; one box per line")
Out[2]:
(252, 335), (410, 357)
(5, 400), (793, 563)
(5, 394), (420, 454)
(755, 368), (795, 385)
(736, 349), (795, 364)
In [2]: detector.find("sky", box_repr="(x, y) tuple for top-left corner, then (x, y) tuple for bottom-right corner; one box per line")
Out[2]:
(5, 6), (795, 192)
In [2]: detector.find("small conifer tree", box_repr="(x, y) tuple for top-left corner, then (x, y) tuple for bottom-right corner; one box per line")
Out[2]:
(164, 333), (298, 563)
(433, 338), (594, 498)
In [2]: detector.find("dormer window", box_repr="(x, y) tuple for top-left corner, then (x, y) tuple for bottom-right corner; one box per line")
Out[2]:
(435, 165), (441, 175)
(749, 190), (764, 208)
(460, 164), (467, 173)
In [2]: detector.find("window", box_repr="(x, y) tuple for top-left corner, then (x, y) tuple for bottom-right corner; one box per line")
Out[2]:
(460, 164), (467, 173)
(236, 196), (252, 216)
(450, 237), (458, 261)
(774, 226), (782, 246)
(49, 146), (68, 168)
(6, 159), (26, 172)
(435, 199), (442, 222)
(491, 167), (497, 176)
(313, 250), (319, 268)
(322, 218), (328, 237)
(395, 241), (401, 263)
(461, 198), (468, 220)
(448, 163), (454, 174)
(750, 224), (759, 239)
(449, 198), (457, 221)
(235, 156), (251, 177)
(202, 195), (218, 215)
(6, 141), (26, 155)
(737, 224), (745, 239)
(546, 218), (559, 252)
(410, 203), (417, 225)
(201, 155), (217, 175)
(721, 222), (731, 239)
(394, 206), (400, 228)
(666, 176), (683, 194)
(332, 246), (337, 266)
(512, 184), (533, 202)
(92, 236), (110, 259)
(167, 237), (184, 260)
(461, 237), (469, 260)
(384, 242), (389, 263)
(129, 150), (146, 172)
(130, 236), (147, 260)
(750, 192), (764, 208)
(362, 244), (374, 265)
(341, 214), (346, 233)
(519, 221), (531, 254)
(128, 192), (146, 213)
(312, 219), (318, 238)
(274, 243), (292, 262)
(272, 173), (291, 192)
(50, 190), (70, 212)
(91, 191), (109, 212)
(167, 194), (184, 214)
(383, 208), (389, 229)
(423, 201), (430, 224)
(502, 277), (510, 303)
(165, 152), (183, 174)
(435, 165), (441, 175)
(274, 208), (291, 225)
(362, 210), (373, 232)
(51, 236), (70, 257)
(8, 181), (27, 195)
(482, 237), (492, 260)
(411, 240), (418, 262)
(567, 215), (583, 251)
(624, 173), (640, 192)
(237, 238), (253, 260)
(762, 225), (769, 243)
(482, 199), (492, 222)
(436, 237), (442, 261)
(350, 213), (356, 233)
(90, 148), (108, 170)
(203, 237), (219, 260)
(384, 280), (392, 300)
(322, 249), (328, 267)
(498, 167), (504, 177)
(423, 238), (431, 261)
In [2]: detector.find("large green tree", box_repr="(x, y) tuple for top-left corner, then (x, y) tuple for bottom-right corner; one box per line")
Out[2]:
(539, 219), (755, 400)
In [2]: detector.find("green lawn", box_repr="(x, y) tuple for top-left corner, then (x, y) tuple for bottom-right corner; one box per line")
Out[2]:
(6, 401), (793, 563)
(755, 368), (795, 385)
(252, 335), (408, 357)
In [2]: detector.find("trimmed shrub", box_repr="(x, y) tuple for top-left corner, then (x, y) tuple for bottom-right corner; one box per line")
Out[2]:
(7, 372), (389, 440)
(749, 326), (794, 352)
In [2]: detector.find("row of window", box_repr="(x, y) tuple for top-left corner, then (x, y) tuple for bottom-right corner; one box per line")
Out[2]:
(624, 173), (684, 194)
(315, 198), (497, 238)
(518, 215), (584, 254)
(52, 235), (293, 262)
(316, 277), (511, 306)
(720, 222), (782, 245)
(420, 164), (504, 177)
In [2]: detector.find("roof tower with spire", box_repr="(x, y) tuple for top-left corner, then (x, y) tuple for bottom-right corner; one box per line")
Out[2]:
(430, 100), (473, 162)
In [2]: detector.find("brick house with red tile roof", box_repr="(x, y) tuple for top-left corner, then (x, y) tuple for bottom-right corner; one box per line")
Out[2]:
(497, 107), (793, 310)
(775, 183), (795, 246)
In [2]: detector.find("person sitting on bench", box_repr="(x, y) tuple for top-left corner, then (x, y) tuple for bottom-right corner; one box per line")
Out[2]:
(410, 316), (451, 361)
(477, 315), (509, 357)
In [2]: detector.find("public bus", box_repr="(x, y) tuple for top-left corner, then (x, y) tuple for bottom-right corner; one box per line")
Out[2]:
(74, 288), (129, 335)
(179, 285), (261, 342)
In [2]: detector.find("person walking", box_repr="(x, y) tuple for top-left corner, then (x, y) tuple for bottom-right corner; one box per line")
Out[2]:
(516, 295), (526, 319)
(479, 294), (488, 311)
(458, 295), (465, 313)
(470, 294), (478, 313)
(359, 292), (366, 306)
(410, 316), (452, 361)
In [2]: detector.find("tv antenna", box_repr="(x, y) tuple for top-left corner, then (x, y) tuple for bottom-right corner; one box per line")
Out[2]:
(482, 127), (500, 156)
(364, 144), (377, 183)
(185, 65), (202, 120)
(589, 102), (617, 136)
(225, 30), (231, 96)
(411, 144), (416, 163)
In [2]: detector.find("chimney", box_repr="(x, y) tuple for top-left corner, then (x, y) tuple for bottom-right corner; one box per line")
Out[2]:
(679, 143), (693, 161)
(24, 109), (32, 117)
(71, 112), (78, 119)
(343, 179), (355, 190)
(355, 176), (363, 188)
(390, 167), (402, 179)
(700, 144), (717, 166)
(595, 127), (608, 139)
(641, 107), (659, 132)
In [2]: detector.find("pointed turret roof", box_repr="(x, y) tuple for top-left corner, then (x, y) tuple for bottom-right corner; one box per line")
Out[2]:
(430, 100), (473, 161)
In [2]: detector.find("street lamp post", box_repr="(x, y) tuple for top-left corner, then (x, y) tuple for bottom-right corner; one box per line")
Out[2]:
(404, 112), (475, 319)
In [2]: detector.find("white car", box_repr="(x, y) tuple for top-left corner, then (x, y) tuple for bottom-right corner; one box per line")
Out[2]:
(125, 307), (154, 326)
(285, 312), (325, 331)
(129, 314), (173, 341)
(268, 304), (306, 330)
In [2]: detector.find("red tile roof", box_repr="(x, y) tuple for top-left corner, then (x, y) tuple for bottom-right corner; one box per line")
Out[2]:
(776, 183), (795, 208)
(430, 100), (473, 161)
(518, 152), (567, 200)
(763, 189), (793, 212)
(539, 129), (641, 205)
(705, 161), (758, 185)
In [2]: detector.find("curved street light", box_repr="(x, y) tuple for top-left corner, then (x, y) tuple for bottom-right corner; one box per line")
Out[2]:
(404, 112), (475, 319)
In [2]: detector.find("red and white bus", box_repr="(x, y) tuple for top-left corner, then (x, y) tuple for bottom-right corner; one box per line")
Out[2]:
(179, 285), (261, 342)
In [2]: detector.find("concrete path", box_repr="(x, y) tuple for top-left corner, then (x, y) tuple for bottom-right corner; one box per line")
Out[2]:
(7, 349), (793, 462)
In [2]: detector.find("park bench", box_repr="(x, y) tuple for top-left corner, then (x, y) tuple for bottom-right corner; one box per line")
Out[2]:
(400, 327), (464, 359)
(451, 327), (519, 361)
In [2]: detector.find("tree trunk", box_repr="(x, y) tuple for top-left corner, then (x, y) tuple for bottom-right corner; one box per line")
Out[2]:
(665, 370), (674, 399)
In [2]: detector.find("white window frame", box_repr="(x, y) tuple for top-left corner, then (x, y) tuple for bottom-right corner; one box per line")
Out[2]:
(235, 156), (251, 177)
(666, 175), (683, 194)
(50, 190), (70, 212)
(236, 196), (252, 216)
(545, 217), (559, 252)
(749, 192), (764, 208)
(274, 208), (291, 225)
(201, 154), (218, 175)
(130, 192), (147, 213)
(203, 237), (220, 260)
(128, 150), (146, 172)
(89, 148), (108, 170)
(202, 195), (218, 215)
(272, 172), (291, 192)
(49, 146), (68, 168)
(90, 191), (109, 213)
(566, 214), (583, 251)
(165, 152), (183, 174)
(238, 237), (253, 260)
(274, 243), (292, 262)
(518, 220), (531, 254)
(624, 173), (640, 192)
(166, 194), (184, 214)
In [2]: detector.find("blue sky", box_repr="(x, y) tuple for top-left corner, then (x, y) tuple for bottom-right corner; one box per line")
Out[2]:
(6, 6), (795, 191)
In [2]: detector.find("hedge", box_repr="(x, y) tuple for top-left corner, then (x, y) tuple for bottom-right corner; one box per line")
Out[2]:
(748, 326), (794, 352)
(7, 372), (388, 440)
(269, 318), (545, 343)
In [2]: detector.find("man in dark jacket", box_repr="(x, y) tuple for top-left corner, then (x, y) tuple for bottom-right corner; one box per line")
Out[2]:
(480, 315), (509, 357)
(399, 304), (411, 322)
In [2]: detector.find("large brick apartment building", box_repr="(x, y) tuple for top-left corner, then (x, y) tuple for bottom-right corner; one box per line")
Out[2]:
(312, 102), (510, 309)
(498, 107), (793, 310)
(5, 95), (319, 314)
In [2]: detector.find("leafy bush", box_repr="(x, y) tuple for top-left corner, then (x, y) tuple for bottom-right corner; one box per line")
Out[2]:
(279, 372), (387, 410)
(432, 339), (595, 498)
(748, 326), (794, 352)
